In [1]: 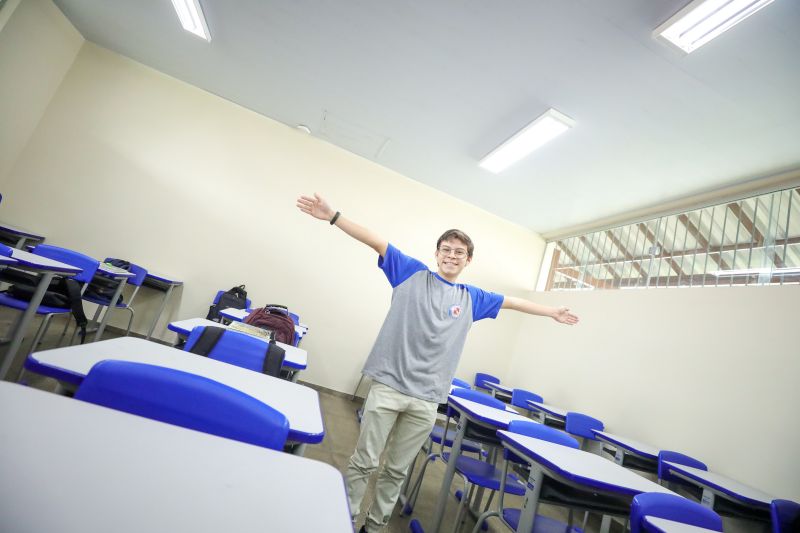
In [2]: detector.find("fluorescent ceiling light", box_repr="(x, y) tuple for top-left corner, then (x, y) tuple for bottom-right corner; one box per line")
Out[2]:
(479, 108), (575, 174)
(171, 0), (211, 42)
(711, 267), (800, 277)
(654, 0), (775, 54)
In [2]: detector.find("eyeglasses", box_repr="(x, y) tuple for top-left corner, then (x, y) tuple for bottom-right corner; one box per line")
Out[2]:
(438, 246), (468, 258)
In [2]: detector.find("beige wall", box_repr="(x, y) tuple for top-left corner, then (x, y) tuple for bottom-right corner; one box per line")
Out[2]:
(0, 0), (83, 181)
(508, 285), (800, 503)
(1, 41), (545, 394)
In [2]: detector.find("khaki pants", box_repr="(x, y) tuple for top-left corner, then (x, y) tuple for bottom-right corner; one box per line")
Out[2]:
(345, 382), (438, 532)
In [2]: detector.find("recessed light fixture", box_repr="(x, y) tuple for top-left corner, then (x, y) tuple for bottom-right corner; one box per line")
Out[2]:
(478, 108), (574, 174)
(654, 0), (775, 54)
(170, 0), (211, 42)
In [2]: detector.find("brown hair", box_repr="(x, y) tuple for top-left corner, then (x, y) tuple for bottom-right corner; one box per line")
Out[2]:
(436, 229), (474, 258)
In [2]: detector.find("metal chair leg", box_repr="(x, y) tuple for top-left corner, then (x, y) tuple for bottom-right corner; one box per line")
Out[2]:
(30, 313), (54, 352)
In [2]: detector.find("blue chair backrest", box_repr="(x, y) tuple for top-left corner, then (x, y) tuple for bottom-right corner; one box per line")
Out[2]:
(0, 243), (12, 257)
(565, 412), (604, 440)
(288, 312), (300, 325)
(511, 388), (543, 410)
(505, 419), (579, 463)
(474, 372), (500, 389)
(76, 360), (289, 450)
(772, 499), (800, 533)
(657, 450), (707, 484)
(451, 377), (471, 389)
(630, 492), (723, 533)
(450, 386), (505, 410)
(212, 290), (252, 310)
(184, 326), (271, 374)
(33, 244), (99, 284)
(104, 258), (148, 287)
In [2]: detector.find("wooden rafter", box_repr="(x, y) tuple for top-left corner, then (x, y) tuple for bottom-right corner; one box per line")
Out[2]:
(677, 214), (730, 270)
(605, 229), (646, 279)
(637, 223), (686, 280)
(566, 235), (800, 269)
(727, 203), (785, 268)
(579, 236), (620, 282)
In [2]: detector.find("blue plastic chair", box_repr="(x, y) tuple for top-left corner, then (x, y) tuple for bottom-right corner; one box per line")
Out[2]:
(510, 388), (543, 412)
(403, 388), (506, 517)
(75, 360), (289, 450)
(565, 412), (604, 451)
(452, 377), (471, 389)
(657, 450), (708, 500)
(82, 260), (148, 337)
(771, 499), (800, 533)
(399, 377), (484, 508)
(474, 372), (500, 392)
(184, 325), (284, 377)
(0, 244), (100, 351)
(469, 420), (583, 533)
(630, 492), (723, 532)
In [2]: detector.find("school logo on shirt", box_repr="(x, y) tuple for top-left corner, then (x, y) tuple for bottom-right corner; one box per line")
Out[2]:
(449, 305), (462, 318)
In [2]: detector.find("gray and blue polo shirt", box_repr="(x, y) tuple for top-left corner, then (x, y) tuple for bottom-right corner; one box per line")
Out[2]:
(362, 244), (504, 403)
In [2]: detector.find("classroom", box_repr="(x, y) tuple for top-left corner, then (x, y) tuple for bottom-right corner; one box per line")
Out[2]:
(0, 1), (798, 532)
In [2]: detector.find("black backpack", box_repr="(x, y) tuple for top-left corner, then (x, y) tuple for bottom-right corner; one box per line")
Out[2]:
(2, 268), (89, 343)
(206, 285), (248, 322)
(187, 326), (285, 378)
(82, 259), (132, 305)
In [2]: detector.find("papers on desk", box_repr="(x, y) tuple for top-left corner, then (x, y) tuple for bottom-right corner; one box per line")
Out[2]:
(228, 320), (273, 340)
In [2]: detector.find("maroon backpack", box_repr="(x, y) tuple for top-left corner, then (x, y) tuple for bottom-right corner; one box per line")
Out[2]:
(243, 305), (295, 345)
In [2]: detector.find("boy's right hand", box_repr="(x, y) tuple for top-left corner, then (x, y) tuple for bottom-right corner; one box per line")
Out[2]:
(297, 193), (335, 222)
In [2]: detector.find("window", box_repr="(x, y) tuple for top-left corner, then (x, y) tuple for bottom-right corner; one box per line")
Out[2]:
(541, 187), (800, 291)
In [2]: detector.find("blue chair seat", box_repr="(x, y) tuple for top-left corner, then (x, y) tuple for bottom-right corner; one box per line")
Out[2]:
(0, 293), (71, 315)
(503, 509), (583, 533)
(442, 452), (526, 496)
(82, 294), (128, 309)
(430, 425), (482, 454)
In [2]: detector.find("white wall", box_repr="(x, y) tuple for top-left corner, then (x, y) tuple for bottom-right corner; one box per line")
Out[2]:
(508, 285), (800, 503)
(0, 0), (82, 181)
(0, 38), (545, 394)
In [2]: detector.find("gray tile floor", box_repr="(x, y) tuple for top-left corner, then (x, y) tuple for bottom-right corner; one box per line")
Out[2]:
(1, 306), (607, 533)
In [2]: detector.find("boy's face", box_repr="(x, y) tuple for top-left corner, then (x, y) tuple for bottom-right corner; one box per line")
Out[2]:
(435, 238), (471, 281)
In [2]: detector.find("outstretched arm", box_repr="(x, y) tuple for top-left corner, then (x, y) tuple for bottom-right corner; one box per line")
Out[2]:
(296, 193), (389, 257)
(501, 296), (579, 325)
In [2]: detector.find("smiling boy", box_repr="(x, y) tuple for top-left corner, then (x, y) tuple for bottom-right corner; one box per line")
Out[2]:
(296, 192), (578, 533)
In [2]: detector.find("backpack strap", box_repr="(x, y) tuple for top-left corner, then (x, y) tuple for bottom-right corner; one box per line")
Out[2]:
(59, 278), (88, 344)
(262, 339), (286, 378)
(187, 326), (226, 356)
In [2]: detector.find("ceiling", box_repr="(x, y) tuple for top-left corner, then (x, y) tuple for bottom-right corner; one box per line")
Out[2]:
(52, 0), (800, 234)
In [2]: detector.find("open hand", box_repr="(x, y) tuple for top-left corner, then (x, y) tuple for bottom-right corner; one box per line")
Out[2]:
(552, 307), (579, 325)
(297, 193), (335, 222)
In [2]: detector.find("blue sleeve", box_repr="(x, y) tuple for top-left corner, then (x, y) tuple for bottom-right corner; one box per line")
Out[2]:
(378, 243), (428, 288)
(466, 285), (504, 322)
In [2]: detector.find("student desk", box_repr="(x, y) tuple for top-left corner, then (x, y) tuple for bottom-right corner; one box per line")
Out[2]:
(0, 222), (45, 249)
(526, 400), (568, 428)
(496, 430), (675, 533)
(592, 430), (659, 473)
(24, 337), (324, 453)
(429, 395), (532, 533)
(484, 381), (513, 402)
(90, 262), (135, 341)
(220, 307), (309, 337)
(0, 382), (351, 533)
(141, 271), (183, 340)
(167, 317), (308, 379)
(662, 461), (773, 525)
(643, 516), (723, 533)
(0, 248), (82, 381)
